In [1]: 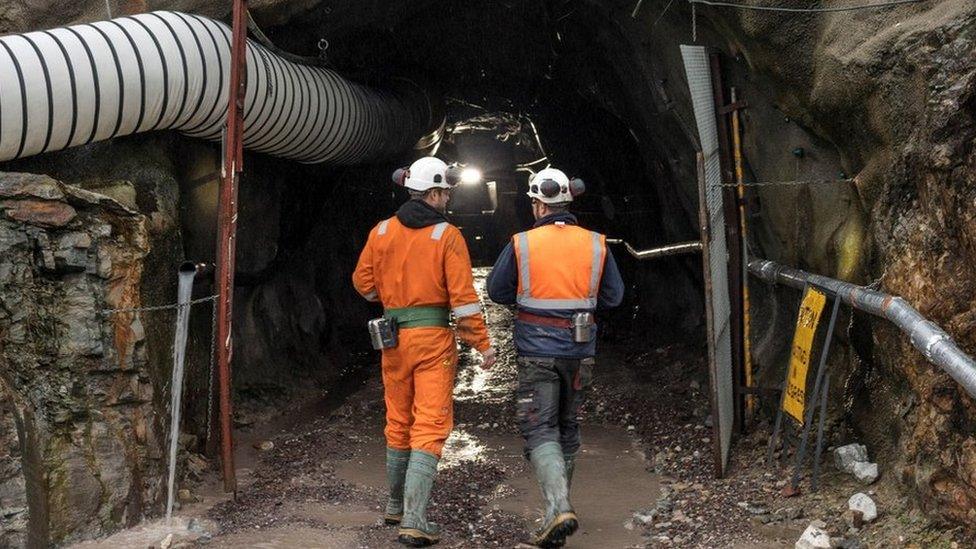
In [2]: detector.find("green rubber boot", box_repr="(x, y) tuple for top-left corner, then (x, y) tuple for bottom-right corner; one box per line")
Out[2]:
(385, 448), (411, 525)
(397, 450), (441, 547)
(564, 452), (577, 493)
(528, 442), (578, 547)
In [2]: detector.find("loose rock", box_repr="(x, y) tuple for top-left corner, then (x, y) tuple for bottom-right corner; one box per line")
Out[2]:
(847, 493), (877, 522)
(795, 521), (835, 549)
(842, 509), (864, 530)
(852, 462), (878, 484)
(833, 444), (868, 473)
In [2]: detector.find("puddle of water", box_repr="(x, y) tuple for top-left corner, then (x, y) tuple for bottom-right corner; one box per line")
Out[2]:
(491, 424), (660, 549)
(206, 526), (358, 548)
(279, 501), (382, 528)
(441, 428), (490, 467)
(67, 516), (216, 549)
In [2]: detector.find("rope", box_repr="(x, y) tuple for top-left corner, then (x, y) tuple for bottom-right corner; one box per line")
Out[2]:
(686, 0), (927, 13)
(99, 295), (218, 315)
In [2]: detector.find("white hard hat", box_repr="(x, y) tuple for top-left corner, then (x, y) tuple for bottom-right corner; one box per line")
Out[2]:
(392, 157), (461, 192)
(527, 168), (585, 204)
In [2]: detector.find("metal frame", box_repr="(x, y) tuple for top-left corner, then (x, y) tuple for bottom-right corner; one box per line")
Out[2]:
(683, 44), (736, 478)
(213, 0), (248, 493)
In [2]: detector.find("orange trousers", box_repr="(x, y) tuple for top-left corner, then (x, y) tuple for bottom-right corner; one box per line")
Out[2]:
(381, 326), (457, 457)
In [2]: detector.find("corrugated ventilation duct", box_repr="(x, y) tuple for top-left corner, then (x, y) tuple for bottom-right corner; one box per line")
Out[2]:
(0, 11), (432, 165)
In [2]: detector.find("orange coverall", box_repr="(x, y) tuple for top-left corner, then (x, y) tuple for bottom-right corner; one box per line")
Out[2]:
(353, 217), (490, 456)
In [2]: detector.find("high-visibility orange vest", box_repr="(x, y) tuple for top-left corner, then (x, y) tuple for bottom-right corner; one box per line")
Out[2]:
(512, 222), (607, 310)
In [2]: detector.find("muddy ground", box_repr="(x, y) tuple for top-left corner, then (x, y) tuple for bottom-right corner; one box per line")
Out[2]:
(72, 268), (969, 548)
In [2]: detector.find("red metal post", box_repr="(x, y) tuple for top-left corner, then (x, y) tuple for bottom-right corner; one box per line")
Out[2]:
(215, 0), (248, 494)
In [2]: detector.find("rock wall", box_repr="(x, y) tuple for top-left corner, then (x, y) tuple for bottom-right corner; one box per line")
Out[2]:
(0, 173), (158, 547)
(674, 0), (976, 529)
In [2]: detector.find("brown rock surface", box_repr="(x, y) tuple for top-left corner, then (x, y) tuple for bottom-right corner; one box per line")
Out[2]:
(0, 172), (157, 547)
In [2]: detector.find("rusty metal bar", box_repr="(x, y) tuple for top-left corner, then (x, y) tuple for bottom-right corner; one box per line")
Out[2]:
(606, 239), (702, 260)
(709, 51), (746, 433)
(749, 259), (976, 400)
(214, 0), (248, 494)
(730, 87), (754, 419)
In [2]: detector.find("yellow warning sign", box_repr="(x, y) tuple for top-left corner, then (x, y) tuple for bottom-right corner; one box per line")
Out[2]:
(783, 287), (827, 425)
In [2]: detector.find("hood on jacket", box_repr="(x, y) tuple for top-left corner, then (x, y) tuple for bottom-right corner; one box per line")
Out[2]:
(396, 199), (448, 229)
(533, 212), (578, 228)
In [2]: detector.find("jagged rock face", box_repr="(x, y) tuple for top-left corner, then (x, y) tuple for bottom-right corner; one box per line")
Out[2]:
(0, 173), (157, 546)
(0, 0), (323, 34)
(690, 1), (976, 528)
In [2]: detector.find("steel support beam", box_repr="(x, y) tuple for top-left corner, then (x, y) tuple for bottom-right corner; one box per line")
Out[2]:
(708, 51), (746, 433)
(214, 0), (248, 494)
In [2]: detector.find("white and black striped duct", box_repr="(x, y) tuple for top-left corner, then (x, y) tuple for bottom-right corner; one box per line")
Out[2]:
(0, 11), (432, 164)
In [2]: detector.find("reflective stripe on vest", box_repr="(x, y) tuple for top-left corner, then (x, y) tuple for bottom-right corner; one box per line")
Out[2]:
(452, 302), (482, 318)
(431, 222), (449, 240)
(377, 219), (390, 235)
(514, 225), (607, 311)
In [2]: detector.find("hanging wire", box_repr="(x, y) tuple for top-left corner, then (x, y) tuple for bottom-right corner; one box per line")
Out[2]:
(720, 178), (854, 188)
(692, 3), (698, 41)
(631, 0), (646, 18)
(104, 0), (112, 19)
(653, 0), (678, 26)
(686, 0), (927, 13)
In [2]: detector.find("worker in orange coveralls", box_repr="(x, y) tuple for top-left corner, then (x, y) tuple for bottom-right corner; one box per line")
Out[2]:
(353, 156), (496, 547)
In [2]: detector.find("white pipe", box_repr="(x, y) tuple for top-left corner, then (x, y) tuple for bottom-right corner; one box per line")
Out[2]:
(0, 11), (430, 165)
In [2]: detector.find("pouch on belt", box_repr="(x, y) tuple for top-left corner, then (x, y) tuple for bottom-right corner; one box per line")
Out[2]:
(368, 306), (450, 350)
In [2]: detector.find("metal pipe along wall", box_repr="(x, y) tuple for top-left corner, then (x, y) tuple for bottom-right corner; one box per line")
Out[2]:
(0, 11), (431, 164)
(749, 259), (976, 401)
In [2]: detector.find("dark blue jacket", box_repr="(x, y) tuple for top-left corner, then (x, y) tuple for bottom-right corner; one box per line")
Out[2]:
(487, 213), (625, 358)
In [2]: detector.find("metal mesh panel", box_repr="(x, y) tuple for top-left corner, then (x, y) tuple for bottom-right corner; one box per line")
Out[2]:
(681, 45), (734, 476)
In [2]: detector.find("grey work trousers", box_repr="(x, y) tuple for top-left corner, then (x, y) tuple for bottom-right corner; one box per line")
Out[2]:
(516, 356), (594, 458)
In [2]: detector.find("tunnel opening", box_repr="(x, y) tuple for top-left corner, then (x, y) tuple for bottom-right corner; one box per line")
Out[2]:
(1, 1), (975, 547)
(0, 3), (735, 545)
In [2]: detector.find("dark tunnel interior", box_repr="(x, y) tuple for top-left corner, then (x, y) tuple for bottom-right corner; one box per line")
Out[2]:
(7, 2), (976, 544)
(263, 0), (708, 335)
(1, 0), (711, 428)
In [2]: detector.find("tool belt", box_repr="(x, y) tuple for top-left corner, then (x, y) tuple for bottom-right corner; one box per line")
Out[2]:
(385, 306), (450, 328)
(517, 311), (574, 329)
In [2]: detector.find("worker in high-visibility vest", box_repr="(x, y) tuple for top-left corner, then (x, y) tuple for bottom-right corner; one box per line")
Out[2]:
(353, 157), (496, 547)
(487, 168), (624, 548)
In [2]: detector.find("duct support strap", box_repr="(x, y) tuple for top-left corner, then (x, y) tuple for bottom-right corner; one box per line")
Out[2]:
(681, 44), (734, 477)
(0, 11), (432, 165)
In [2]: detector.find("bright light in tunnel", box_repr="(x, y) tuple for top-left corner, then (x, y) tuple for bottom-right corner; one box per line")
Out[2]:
(461, 167), (483, 184)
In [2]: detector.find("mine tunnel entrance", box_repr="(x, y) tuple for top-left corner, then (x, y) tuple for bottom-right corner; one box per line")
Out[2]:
(0, 2), (718, 546)
(3, 0), (973, 548)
